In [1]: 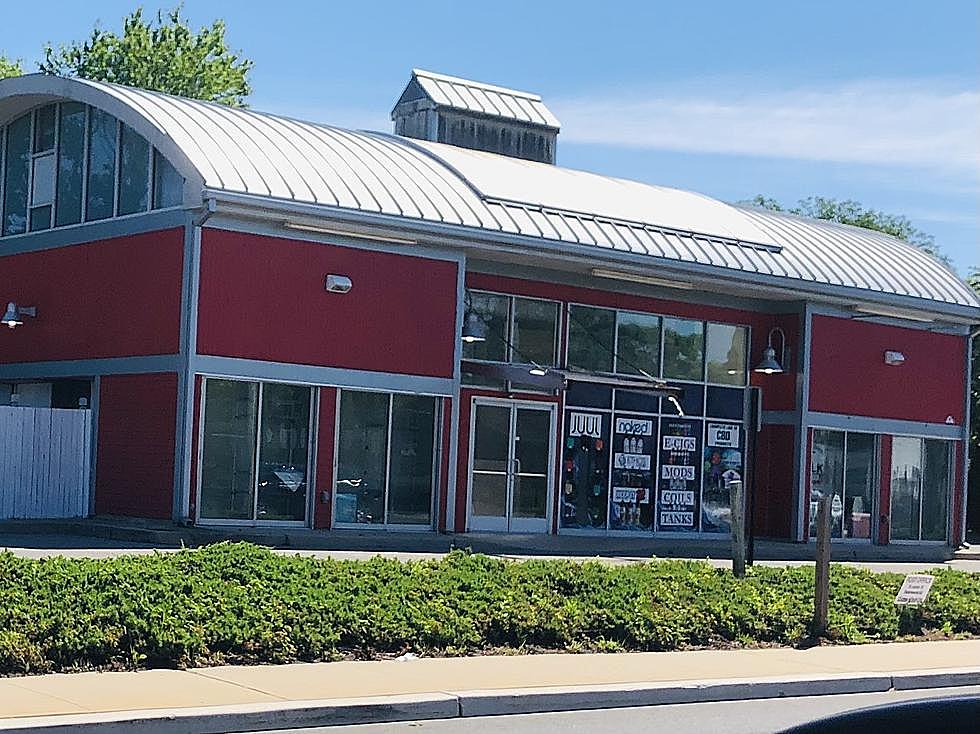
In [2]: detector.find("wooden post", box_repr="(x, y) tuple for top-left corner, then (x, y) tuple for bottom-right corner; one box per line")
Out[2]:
(813, 493), (832, 637)
(730, 479), (746, 578)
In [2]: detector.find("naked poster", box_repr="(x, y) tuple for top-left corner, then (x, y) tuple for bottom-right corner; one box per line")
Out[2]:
(657, 418), (701, 532)
(609, 415), (656, 531)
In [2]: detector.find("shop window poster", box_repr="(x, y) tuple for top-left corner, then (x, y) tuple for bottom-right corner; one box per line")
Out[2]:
(561, 411), (609, 529)
(657, 418), (701, 532)
(610, 415), (656, 530)
(702, 422), (743, 533)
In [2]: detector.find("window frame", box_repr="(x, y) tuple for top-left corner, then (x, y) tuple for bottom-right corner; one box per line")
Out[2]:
(196, 376), (317, 526)
(0, 102), (183, 239)
(887, 435), (953, 544)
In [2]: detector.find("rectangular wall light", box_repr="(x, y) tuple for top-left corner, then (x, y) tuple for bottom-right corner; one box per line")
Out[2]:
(591, 268), (694, 290)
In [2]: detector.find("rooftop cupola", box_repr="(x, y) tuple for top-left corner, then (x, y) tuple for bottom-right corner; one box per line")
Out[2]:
(392, 69), (560, 164)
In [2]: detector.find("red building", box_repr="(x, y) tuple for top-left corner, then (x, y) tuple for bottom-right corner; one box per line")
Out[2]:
(0, 71), (976, 549)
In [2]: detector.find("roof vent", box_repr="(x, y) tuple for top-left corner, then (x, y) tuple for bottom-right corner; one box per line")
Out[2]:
(392, 69), (560, 164)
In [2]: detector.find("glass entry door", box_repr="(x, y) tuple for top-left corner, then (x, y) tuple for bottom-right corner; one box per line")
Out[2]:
(469, 400), (555, 532)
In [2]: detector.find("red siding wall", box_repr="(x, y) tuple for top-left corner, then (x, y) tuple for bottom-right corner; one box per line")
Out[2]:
(95, 373), (178, 519)
(197, 229), (458, 378)
(752, 424), (797, 539)
(0, 229), (183, 363)
(809, 315), (967, 424)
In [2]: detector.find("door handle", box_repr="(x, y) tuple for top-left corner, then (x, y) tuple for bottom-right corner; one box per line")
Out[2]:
(512, 458), (521, 476)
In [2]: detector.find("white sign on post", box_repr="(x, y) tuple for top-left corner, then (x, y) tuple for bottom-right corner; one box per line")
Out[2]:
(895, 574), (935, 605)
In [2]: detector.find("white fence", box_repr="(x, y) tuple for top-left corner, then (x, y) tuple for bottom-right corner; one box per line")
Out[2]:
(0, 406), (92, 519)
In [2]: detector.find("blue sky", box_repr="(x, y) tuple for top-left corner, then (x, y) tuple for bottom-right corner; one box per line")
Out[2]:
(4, 1), (977, 273)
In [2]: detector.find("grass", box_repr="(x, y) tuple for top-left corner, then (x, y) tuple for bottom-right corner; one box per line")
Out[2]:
(1, 542), (977, 675)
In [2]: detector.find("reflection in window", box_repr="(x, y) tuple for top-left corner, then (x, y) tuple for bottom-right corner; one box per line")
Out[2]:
(153, 149), (183, 209)
(335, 390), (438, 526)
(388, 395), (436, 525)
(843, 433), (875, 540)
(462, 291), (508, 363)
(568, 305), (615, 372)
(616, 311), (660, 376)
(1, 103), (184, 237)
(2, 114), (30, 236)
(663, 317), (704, 380)
(200, 379), (258, 520)
(921, 439), (950, 541)
(706, 323), (747, 385)
(118, 123), (150, 215)
(513, 297), (558, 366)
(86, 108), (118, 221)
(810, 429), (844, 539)
(257, 383), (311, 521)
(335, 391), (389, 525)
(56, 103), (86, 227)
(890, 436), (922, 541)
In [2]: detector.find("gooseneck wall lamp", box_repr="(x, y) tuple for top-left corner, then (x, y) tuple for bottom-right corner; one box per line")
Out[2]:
(2, 302), (36, 329)
(753, 326), (789, 375)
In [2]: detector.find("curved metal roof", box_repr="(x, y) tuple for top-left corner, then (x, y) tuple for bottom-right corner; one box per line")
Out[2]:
(1, 75), (976, 315)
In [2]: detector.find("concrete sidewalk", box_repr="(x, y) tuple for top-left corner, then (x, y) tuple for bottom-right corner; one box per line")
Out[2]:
(2, 640), (979, 732)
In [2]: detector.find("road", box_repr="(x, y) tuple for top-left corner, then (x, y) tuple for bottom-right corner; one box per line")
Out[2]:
(240, 686), (980, 734)
(2, 533), (979, 573)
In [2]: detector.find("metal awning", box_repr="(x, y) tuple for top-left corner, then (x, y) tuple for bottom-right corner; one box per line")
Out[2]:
(460, 360), (685, 400)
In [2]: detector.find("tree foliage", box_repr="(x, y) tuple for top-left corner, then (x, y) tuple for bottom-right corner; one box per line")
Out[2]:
(0, 55), (23, 80)
(743, 194), (946, 264)
(39, 7), (252, 107)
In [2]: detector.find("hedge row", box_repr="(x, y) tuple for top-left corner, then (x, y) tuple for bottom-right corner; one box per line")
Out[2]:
(1, 543), (978, 675)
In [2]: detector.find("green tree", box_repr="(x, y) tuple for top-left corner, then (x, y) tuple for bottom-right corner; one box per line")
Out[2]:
(743, 194), (947, 265)
(0, 54), (24, 80)
(39, 7), (252, 107)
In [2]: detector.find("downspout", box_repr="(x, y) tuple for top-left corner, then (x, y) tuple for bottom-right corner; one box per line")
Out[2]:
(176, 196), (216, 524)
(962, 324), (980, 546)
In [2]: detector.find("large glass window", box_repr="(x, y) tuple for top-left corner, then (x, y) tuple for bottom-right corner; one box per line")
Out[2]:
(463, 291), (509, 363)
(117, 123), (150, 216)
(199, 379), (312, 523)
(335, 390), (438, 527)
(1, 103), (183, 237)
(512, 297), (558, 367)
(663, 317), (704, 380)
(388, 395), (437, 525)
(889, 436), (950, 542)
(200, 379), (259, 520)
(56, 103), (86, 227)
(843, 433), (875, 540)
(568, 305), (615, 372)
(86, 108), (117, 221)
(257, 383), (311, 521)
(2, 114), (30, 236)
(706, 323), (747, 385)
(809, 429), (845, 539)
(616, 312), (660, 377)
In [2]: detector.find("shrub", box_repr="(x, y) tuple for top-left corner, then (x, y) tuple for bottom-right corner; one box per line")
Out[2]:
(0, 544), (976, 675)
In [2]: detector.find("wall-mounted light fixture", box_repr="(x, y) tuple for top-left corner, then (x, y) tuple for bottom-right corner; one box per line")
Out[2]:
(324, 274), (353, 294)
(460, 311), (487, 343)
(883, 350), (906, 366)
(2, 302), (36, 329)
(753, 326), (789, 374)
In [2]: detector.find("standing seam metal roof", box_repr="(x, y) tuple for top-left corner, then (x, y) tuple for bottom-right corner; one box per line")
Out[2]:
(0, 75), (976, 314)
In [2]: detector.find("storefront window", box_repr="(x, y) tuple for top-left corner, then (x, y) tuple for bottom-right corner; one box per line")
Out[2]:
(889, 436), (949, 542)
(200, 379), (259, 520)
(335, 390), (438, 527)
(843, 433), (875, 540)
(663, 317), (704, 381)
(199, 379), (313, 523)
(387, 395), (437, 525)
(701, 422), (743, 534)
(567, 305), (615, 372)
(810, 429), (845, 539)
(706, 323), (747, 385)
(256, 383), (311, 521)
(463, 291), (508, 363)
(560, 410), (610, 528)
(513, 297), (558, 366)
(609, 414), (656, 531)
(616, 312), (661, 377)
(656, 417), (702, 532)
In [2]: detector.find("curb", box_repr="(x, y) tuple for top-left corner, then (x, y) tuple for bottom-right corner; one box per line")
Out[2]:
(2, 668), (978, 733)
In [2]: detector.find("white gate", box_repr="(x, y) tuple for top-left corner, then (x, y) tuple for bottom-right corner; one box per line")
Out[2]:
(0, 406), (92, 519)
